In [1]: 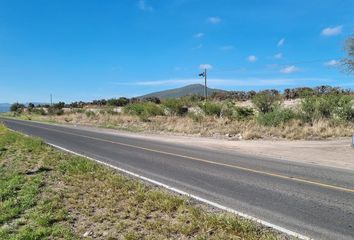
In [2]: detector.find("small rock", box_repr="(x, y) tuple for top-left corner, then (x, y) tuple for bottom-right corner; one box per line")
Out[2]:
(83, 231), (92, 237)
(236, 133), (243, 140)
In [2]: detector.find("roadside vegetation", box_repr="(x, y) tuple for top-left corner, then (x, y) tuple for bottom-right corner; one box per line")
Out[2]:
(0, 125), (284, 239)
(4, 85), (354, 140)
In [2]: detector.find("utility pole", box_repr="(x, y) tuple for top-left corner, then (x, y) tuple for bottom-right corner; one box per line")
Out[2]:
(204, 68), (207, 101)
(199, 68), (208, 101)
(50, 94), (52, 106)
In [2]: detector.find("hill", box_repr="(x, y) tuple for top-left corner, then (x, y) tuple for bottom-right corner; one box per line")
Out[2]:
(139, 84), (227, 99)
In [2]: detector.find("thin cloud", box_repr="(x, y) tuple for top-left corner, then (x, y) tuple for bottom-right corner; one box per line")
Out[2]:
(208, 17), (221, 24)
(192, 44), (203, 50)
(321, 25), (342, 36)
(280, 65), (300, 74)
(324, 59), (339, 67)
(277, 38), (285, 47)
(137, 0), (153, 11)
(274, 53), (283, 59)
(199, 64), (213, 70)
(135, 79), (196, 86)
(194, 32), (204, 38)
(220, 45), (235, 51)
(247, 55), (257, 62)
(133, 77), (328, 87)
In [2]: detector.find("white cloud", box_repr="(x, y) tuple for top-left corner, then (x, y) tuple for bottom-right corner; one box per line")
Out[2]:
(208, 17), (221, 24)
(247, 55), (257, 62)
(220, 45), (235, 51)
(280, 65), (300, 74)
(194, 32), (204, 38)
(274, 53), (283, 59)
(277, 38), (285, 47)
(324, 59), (339, 67)
(199, 64), (213, 70)
(137, 0), (153, 11)
(321, 25), (342, 36)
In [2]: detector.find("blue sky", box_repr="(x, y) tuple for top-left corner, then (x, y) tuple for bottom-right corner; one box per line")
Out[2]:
(0, 0), (353, 103)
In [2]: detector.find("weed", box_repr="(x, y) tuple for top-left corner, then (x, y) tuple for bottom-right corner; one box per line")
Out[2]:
(257, 108), (297, 127)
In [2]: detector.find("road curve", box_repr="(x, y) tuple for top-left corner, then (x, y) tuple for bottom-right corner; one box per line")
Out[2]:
(1, 118), (354, 240)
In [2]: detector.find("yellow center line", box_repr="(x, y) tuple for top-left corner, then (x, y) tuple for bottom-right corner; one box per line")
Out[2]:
(10, 120), (354, 194)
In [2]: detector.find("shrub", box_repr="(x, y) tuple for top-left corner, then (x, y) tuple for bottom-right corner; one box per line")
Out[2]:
(299, 97), (317, 123)
(85, 111), (96, 118)
(69, 101), (85, 108)
(107, 97), (130, 107)
(333, 95), (354, 121)
(10, 103), (25, 113)
(199, 102), (222, 117)
(299, 95), (354, 123)
(124, 103), (145, 115)
(32, 108), (46, 115)
(257, 108), (296, 126)
(233, 106), (254, 120)
(252, 93), (281, 114)
(48, 107), (64, 116)
(144, 103), (164, 117)
(72, 108), (85, 114)
(124, 102), (164, 119)
(188, 112), (204, 123)
(91, 99), (107, 106)
(27, 103), (35, 112)
(220, 103), (253, 120)
(143, 97), (161, 104)
(47, 102), (65, 116)
(162, 99), (187, 116)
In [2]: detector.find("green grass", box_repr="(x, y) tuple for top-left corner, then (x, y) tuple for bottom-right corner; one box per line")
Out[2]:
(0, 125), (75, 239)
(0, 124), (286, 239)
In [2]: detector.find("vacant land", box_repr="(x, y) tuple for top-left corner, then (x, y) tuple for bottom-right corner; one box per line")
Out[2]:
(7, 89), (354, 140)
(6, 108), (353, 141)
(0, 124), (286, 239)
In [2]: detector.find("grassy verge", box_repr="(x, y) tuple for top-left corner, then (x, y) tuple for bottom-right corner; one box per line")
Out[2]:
(0, 124), (286, 239)
(3, 111), (353, 140)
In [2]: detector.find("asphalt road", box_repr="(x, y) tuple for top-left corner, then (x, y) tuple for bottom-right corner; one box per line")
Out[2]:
(1, 118), (354, 240)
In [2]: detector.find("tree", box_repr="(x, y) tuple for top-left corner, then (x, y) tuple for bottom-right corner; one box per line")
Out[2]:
(342, 36), (353, 74)
(27, 103), (35, 112)
(143, 97), (161, 104)
(10, 103), (25, 113)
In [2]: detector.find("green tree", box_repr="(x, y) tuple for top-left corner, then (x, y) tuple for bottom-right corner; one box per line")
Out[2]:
(27, 103), (35, 112)
(10, 103), (25, 113)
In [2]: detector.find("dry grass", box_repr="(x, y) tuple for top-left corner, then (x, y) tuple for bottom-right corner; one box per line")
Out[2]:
(0, 125), (287, 239)
(12, 111), (354, 140)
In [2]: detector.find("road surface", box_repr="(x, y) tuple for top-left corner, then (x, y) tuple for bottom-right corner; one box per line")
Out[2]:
(1, 118), (353, 240)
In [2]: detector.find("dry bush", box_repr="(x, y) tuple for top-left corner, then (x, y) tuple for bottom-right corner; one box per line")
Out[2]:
(24, 108), (354, 140)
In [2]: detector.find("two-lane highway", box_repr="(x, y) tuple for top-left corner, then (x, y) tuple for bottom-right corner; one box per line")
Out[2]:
(1, 118), (354, 239)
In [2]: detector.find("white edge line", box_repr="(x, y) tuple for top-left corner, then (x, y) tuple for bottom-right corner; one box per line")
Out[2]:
(47, 142), (311, 240)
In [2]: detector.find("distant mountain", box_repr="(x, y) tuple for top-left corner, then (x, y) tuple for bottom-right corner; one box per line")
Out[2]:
(139, 84), (227, 99)
(0, 103), (10, 113)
